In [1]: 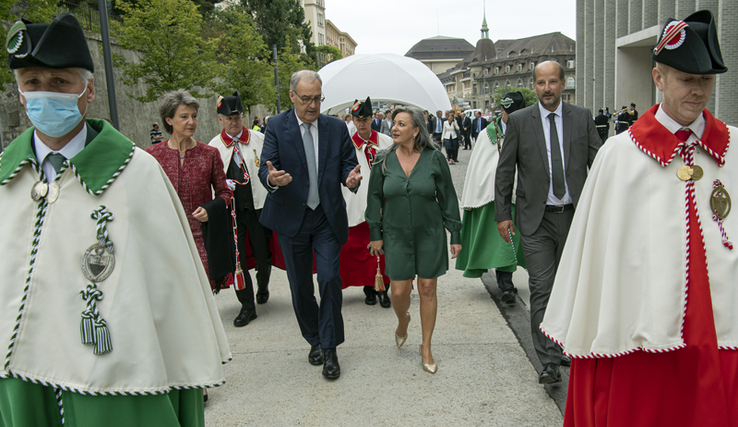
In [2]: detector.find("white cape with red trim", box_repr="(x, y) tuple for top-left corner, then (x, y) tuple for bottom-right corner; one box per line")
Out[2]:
(540, 126), (738, 358)
(209, 128), (268, 210)
(342, 131), (393, 227)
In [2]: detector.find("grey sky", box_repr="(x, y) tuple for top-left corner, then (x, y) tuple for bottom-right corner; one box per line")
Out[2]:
(325, 0), (577, 56)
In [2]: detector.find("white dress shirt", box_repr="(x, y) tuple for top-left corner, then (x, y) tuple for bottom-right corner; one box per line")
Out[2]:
(538, 101), (573, 205)
(34, 124), (87, 182)
(654, 104), (705, 143)
(295, 110), (319, 170)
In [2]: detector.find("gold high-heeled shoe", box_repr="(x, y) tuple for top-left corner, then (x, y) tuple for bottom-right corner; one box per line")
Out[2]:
(395, 312), (410, 348)
(419, 345), (437, 374)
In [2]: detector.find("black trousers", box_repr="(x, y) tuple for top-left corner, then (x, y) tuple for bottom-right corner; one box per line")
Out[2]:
(235, 208), (272, 311)
(278, 205), (344, 349)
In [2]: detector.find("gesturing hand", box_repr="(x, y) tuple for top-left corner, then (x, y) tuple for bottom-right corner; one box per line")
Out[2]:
(267, 161), (292, 187)
(346, 164), (362, 189)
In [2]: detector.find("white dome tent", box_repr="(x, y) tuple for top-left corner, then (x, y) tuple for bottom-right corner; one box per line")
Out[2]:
(318, 53), (452, 115)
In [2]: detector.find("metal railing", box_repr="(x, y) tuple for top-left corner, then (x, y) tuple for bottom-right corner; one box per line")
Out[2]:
(58, 0), (121, 34)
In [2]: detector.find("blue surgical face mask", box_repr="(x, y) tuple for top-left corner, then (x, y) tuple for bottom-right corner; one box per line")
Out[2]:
(19, 87), (88, 138)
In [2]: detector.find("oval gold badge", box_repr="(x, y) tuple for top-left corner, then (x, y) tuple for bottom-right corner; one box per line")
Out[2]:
(710, 185), (732, 220)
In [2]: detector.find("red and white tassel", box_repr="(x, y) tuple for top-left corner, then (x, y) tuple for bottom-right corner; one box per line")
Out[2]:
(712, 179), (733, 250)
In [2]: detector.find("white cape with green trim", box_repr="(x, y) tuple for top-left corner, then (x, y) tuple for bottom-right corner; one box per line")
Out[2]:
(0, 147), (231, 394)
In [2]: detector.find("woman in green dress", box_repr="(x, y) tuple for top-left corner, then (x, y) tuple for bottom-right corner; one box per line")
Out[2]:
(366, 107), (462, 374)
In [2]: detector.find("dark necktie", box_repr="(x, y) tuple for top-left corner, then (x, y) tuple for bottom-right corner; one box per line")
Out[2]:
(47, 153), (66, 174)
(302, 123), (319, 209)
(548, 113), (566, 199)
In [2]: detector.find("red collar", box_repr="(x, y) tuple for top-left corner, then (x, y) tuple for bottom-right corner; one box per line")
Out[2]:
(629, 105), (730, 167)
(220, 127), (251, 147)
(352, 130), (379, 150)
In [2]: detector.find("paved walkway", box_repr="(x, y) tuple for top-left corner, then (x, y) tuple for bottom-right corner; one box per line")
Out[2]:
(204, 145), (564, 426)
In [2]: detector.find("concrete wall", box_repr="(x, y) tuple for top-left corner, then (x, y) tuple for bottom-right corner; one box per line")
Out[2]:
(578, 0), (738, 126)
(1, 32), (271, 150)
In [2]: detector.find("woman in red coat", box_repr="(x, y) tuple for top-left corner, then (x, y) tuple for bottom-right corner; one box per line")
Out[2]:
(146, 89), (231, 291)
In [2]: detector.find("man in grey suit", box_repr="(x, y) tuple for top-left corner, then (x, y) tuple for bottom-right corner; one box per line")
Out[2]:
(494, 61), (601, 384)
(380, 109), (392, 136)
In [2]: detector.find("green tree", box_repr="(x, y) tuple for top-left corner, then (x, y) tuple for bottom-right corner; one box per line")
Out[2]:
(112, 0), (222, 103)
(274, 36), (314, 110)
(493, 87), (538, 110)
(210, 6), (274, 113)
(313, 45), (342, 68)
(241, 0), (313, 59)
(1, 0), (58, 85)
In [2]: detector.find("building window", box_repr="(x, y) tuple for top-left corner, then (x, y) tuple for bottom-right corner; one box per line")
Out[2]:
(529, 79), (533, 89)
(517, 63), (522, 72)
(484, 68), (488, 76)
(495, 82), (500, 89)
(567, 59), (574, 68)
(506, 65), (511, 73)
(530, 61), (535, 70)
(495, 66), (499, 75)
(566, 76), (575, 89)
(517, 79), (523, 87)
(484, 83), (489, 95)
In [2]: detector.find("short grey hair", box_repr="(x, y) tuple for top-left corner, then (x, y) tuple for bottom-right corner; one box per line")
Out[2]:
(378, 107), (437, 174)
(14, 67), (93, 85)
(290, 70), (322, 92)
(159, 89), (200, 134)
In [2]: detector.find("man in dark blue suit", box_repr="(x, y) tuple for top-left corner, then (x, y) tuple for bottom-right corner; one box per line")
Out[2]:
(259, 70), (361, 380)
(471, 111), (488, 142)
(371, 110), (382, 132)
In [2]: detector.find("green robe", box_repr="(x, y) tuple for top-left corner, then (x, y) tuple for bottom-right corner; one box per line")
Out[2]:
(455, 117), (526, 277)
(365, 148), (462, 280)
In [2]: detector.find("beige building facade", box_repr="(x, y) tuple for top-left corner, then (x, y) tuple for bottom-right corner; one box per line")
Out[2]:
(405, 36), (476, 75)
(302, 0), (326, 46)
(326, 19), (356, 58)
(436, 17), (576, 113)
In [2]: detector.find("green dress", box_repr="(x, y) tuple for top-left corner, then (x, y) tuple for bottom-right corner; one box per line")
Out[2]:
(366, 148), (462, 280)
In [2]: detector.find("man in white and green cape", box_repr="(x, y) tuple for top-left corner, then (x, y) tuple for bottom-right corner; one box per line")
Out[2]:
(0, 14), (230, 426)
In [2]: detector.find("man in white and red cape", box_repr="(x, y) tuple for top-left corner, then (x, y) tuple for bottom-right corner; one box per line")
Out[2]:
(541, 10), (738, 425)
(341, 97), (392, 307)
(209, 92), (272, 327)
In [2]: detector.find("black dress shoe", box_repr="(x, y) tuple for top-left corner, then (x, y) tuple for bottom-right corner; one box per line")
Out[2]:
(256, 292), (269, 304)
(233, 309), (257, 327)
(501, 290), (516, 304)
(538, 363), (562, 384)
(322, 349), (340, 379)
(308, 344), (324, 365)
(365, 292), (377, 305)
(561, 355), (571, 367)
(378, 291), (391, 308)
